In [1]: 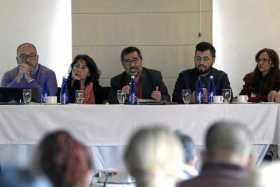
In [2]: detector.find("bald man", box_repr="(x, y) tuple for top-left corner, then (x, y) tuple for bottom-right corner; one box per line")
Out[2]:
(1, 43), (57, 101)
(179, 120), (254, 187)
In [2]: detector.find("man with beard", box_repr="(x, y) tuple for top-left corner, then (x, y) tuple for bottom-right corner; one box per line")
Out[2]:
(172, 42), (231, 103)
(109, 46), (170, 104)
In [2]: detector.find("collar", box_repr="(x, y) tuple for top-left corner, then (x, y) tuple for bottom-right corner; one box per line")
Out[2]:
(201, 162), (247, 177)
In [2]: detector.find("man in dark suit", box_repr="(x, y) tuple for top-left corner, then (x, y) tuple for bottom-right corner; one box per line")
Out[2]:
(172, 42), (231, 104)
(109, 46), (170, 104)
(178, 120), (254, 187)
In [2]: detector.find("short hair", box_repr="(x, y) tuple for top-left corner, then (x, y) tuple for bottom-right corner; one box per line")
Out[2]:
(195, 42), (216, 58)
(37, 130), (92, 187)
(17, 42), (37, 55)
(121, 46), (143, 62)
(176, 131), (195, 163)
(205, 120), (252, 159)
(124, 126), (184, 185)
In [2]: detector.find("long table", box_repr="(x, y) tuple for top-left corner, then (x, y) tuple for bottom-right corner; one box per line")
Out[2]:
(0, 104), (279, 169)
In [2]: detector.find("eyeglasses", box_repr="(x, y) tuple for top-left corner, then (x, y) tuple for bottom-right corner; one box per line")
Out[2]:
(256, 58), (270, 63)
(18, 54), (37, 61)
(194, 56), (210, 62)
(123, 57), (141, 65)
(73, 63), (88, 70)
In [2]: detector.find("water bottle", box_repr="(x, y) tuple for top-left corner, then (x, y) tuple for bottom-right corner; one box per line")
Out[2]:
(41, 80), (48, 104)
(208, 75), (215, 104)
(60, 77), (68, 104)
(128, 75), (137, 104)
(195, 77), (202, 104)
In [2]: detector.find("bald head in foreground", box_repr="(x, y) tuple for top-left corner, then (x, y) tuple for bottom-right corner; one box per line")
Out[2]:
(179, 120), (254, 187)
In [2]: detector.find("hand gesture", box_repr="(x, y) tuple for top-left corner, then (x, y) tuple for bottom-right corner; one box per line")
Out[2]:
(151, 86), (161, 102)
(121, 85), (130, 95)
(267, 90), (278, 102)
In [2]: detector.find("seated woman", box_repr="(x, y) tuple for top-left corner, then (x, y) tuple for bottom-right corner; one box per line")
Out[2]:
(67, 54), (107, 104)
(240, 48), (280, 102)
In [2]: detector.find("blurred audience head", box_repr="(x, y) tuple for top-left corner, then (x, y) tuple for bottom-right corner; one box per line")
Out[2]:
(176, 131), (196, 165)
(124, 126), (184, 187)
(0, 167), (51, 187)
(36, 130), (92, 187)
(204, 120), (253, 168)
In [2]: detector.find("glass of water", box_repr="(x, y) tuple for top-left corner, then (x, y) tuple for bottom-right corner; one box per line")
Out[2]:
(75, 90), (85, 104)
(181, 89), (192, 104)
(222, 89), (232, 103)
(117, 90), (126, 104)
(22, 89), (32, 104)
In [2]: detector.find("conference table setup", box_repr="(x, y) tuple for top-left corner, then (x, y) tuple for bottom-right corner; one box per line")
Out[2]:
(0, 103), (279, 172)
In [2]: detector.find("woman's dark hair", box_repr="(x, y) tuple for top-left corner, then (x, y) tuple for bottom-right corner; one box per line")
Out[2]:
(67, 54), (100, 87)
(37, 130), (92, 187)
(252, 48), (280, 94)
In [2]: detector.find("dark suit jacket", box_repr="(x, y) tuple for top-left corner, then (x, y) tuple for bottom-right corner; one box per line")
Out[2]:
(109, 67), (170, 104)
(172, 67), (231, 104)
(178, 162), (249, 187)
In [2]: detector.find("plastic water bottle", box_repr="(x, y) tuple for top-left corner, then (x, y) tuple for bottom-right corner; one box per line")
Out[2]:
(41, 80), (48, 104)
(60, 77), (68, 104)
(208, 75), (215, 104)
(195, 77), (202, 104)
(128, 75), (137, 104)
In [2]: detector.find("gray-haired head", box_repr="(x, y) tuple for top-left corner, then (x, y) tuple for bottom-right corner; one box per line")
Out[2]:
(205, 120), (252, 164)
(124, 126), (184, 187)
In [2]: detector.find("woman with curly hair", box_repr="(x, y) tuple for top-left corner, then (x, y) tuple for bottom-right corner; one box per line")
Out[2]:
(240, 48), (280, 102)
(67, 54), (107, 104)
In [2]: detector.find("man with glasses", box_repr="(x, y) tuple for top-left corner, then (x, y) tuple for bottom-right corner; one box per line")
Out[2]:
(109, 46), (170, 104)
(1, 42), (57, 101)
(172, 42), (231, 103)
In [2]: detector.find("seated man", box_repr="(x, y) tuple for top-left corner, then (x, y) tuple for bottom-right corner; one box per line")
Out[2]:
(109, 46), (170, 103)
(178, 120), (254, 187)
(1, 42), (57, 101)
(172, 42), (231, 103)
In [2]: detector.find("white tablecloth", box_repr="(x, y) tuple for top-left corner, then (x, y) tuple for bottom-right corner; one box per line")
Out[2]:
(0, 104), (279, 168)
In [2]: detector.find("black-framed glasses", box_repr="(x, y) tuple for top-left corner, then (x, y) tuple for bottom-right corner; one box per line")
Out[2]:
(194, 56), (210, 62)
(123, 57), (141, 65)
(17, 54), (37, 61)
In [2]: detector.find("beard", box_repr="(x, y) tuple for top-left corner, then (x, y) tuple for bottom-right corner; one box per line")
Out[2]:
(197, 64), (211, 74)
(127, 68), (141, 76)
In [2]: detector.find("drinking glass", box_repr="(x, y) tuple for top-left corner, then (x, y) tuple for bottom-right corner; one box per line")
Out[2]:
(181, 89), (192, 104)
(117, 90), (126, 104)
(22, 89), (32, 104)
(222, 89), (232, 103)
(75, 90), (85, 104)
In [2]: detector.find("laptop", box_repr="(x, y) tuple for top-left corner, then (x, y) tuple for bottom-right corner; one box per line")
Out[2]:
(0, 88), (24, 104)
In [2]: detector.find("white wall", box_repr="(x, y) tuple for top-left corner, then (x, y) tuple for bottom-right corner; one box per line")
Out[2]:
(0, 0), (72, 85)
(72, 0), (212, 94)
(213, 0), (280, 95)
